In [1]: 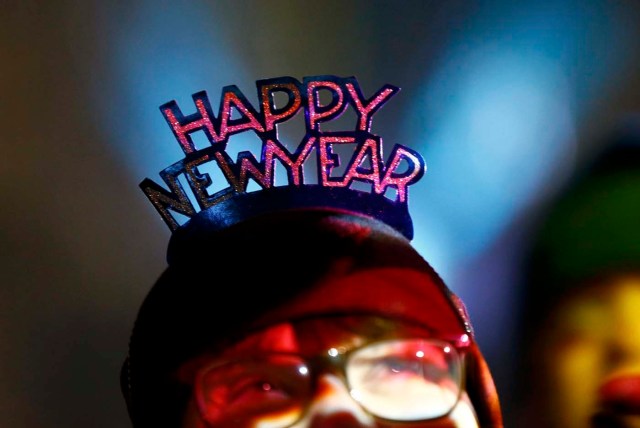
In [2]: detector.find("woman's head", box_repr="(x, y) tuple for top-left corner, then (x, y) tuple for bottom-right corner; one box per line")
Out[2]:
(122, 209), (502, 427)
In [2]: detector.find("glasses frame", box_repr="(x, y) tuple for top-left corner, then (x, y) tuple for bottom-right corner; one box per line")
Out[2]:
(193, 332), (472, 427)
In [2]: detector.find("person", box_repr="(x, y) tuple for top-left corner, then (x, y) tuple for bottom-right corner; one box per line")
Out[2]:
(120, 75), (504, 427)
(513, 117), (640, 428)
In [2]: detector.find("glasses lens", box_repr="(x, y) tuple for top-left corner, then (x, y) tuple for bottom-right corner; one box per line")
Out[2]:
(195, 354), (311, 428)
(346, 338), (462, 421)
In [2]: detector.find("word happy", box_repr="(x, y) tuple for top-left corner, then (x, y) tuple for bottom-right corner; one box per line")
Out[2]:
(141, 75), (426, 231)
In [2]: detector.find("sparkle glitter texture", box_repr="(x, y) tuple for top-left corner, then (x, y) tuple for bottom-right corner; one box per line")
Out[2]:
(345, 83), (398, 132)
(306, 80), (345, 131)
(260, 81), (302, 132)
(141, 75), (426, 235)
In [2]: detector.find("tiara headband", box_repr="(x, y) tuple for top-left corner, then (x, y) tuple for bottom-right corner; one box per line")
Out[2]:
(140, 75), (426, 240)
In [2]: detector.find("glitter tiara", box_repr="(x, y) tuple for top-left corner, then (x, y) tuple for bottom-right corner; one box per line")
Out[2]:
(139, 75), (426, 240)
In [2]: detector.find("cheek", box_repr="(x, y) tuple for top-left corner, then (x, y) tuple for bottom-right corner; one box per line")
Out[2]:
(375, 392), (478, 428)
(553, 339), (603, 388)
(446, 392), (480, 428)
(544, 336), (604, 425)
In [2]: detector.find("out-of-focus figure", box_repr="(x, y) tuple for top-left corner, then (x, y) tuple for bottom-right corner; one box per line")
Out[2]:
(515, 117), (640, 428)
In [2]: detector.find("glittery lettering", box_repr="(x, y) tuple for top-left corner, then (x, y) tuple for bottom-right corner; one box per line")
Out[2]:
(263, 137), (316, 186)
(306, 80), (345, 131)
(141, 75), (427, 232)
(259, 78), (303, 132)
(317, 135), (356, 187)
(161, 95), (221, 154)
(341, 137), (383, 190)
(345, 82), (399, 132)
(218, 88), (265, 138)
(183, 155), (216, 209)
(379, 145), (425, 203)
(140, 168), (197, 231)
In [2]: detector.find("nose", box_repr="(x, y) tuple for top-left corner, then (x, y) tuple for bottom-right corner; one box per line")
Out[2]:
(296, 373), (376, 427)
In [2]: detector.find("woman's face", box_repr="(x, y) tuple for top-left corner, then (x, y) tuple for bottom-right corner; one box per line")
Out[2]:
(178, 315), (481, 428)
(536, 275), (640, 428)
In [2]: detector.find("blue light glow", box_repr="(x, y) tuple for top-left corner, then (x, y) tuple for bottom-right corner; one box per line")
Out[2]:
(96, 1), (251, 182)
(403, 0), (636, 289)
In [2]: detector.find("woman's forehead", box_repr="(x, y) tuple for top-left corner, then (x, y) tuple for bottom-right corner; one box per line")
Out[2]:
(219, 315), (436, 357)
(249, 267), (469, 339)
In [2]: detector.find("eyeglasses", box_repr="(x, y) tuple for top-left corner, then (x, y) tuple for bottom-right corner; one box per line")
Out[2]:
(194, 338), (466, 427)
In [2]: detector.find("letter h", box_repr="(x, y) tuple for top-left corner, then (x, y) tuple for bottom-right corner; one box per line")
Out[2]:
(160, 91), (222, 154)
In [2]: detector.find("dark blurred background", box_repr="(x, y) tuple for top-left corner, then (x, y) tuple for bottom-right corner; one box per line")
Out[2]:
(2, 1), (640, 426)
